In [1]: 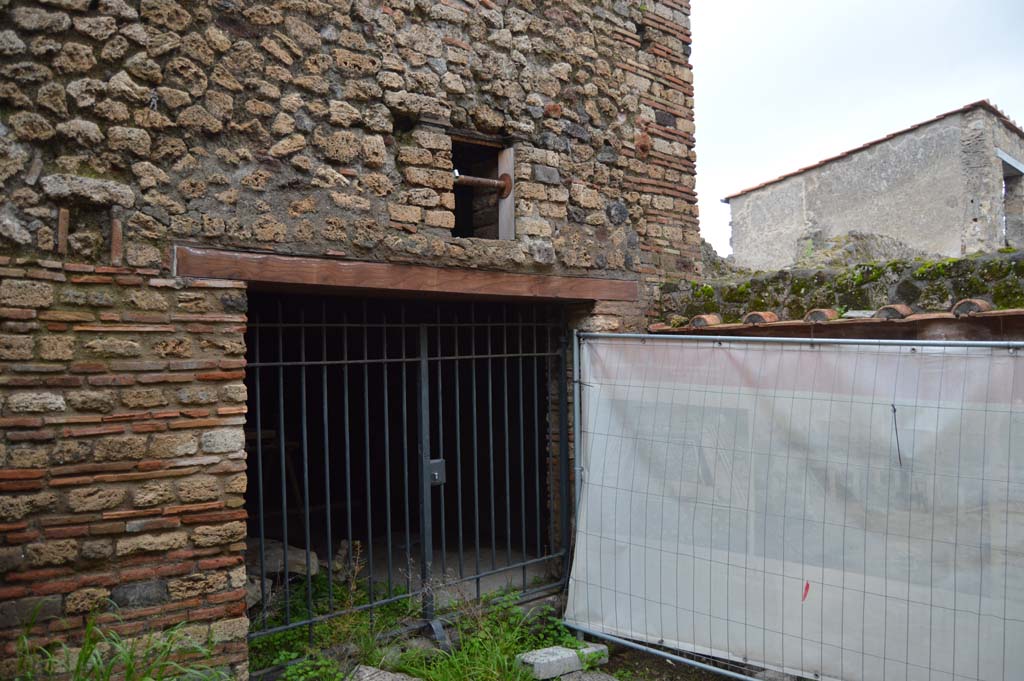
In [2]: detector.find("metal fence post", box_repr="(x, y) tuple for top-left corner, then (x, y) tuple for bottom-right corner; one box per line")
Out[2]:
(418, 324), (434, 621)
(558, 330), (571, 575)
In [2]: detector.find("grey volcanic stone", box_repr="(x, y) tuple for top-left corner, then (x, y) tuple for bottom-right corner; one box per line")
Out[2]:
(40, 174), (135, 207)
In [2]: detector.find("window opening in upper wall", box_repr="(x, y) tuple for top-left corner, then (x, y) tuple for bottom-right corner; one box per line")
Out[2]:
(452, 139), (514, 240)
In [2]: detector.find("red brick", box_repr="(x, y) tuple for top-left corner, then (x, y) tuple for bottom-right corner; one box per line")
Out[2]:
(7, 429), (55, 442)
(44, 525), (90, 539)
(180, 408), (211, 418)
(73, 324), (174, 333)
(50, 476), (97, 487)
(102, 411), (153, 423)
(43, 376), (84, 387)
(125, 517), (180, 533)
(168, 418), (223, 429)
(181, 510), (246, 525)
(89, 521), (125, 535)
(94, 468), (198, 483)
(32, 578), (84, 595)
(88, 374), (136, 386)
(0, 521), (29, 532)
(40, 514), (100, 527)
(0, 469), (46, 481)
(45, 414), (102, 425)
(0, 417), (44, 428)
(197, 370), (245, 381)
(137, 373), (196, 384)
(197, 555), (244, 571)
(38, 311), (95, 322)
(101, 508), (161, 520)
(62, 424), (125, 437)
(70, 275), (114, 284)
(168, 360), (219, 371)
(207, 588), (246, 604)
(51, 462), (135, 476)
(163, 501), (223, 516)
(69, 362), (107, 373)
(6, 530), (41, 543)
(0, 586), (28, 600)
(6, 567), (73, 582)
(0, 307), (37, 320)
(132, 422), (169, 433)
(0, 480), (44, 492)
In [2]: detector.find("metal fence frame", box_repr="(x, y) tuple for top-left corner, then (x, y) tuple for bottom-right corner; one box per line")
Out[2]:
(567, 332), (1024, 681)
(244, 296), (573, 649)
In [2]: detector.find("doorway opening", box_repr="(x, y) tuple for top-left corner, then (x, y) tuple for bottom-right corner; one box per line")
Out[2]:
(243, 292), (570, 654)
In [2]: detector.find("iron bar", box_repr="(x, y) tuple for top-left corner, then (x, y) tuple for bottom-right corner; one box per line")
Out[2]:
(436, 309), (447, 579)
(532, 311), (542, 559)
(363, 302), (374, 609)
(401, 305), (413, 595)
(453, 172), (512, 198)
(453, 312), (464, 580)
(342, 312), (353, 576)
(470, 306), (482, 598)
(246, 351), (558, 368)
(299, 310), (314, 647)
(418, 325), (435, 620)
(566, 625), (762, 681)
(320, 303), (334, 615)
(250, 551), (568, 640)
(486, 311), (497, 570)
(503, 307), (512, 566)
(276, 300), (290, 625)
(558, 325), (571, 573)
(382, 312), (394, 598)
(517, 309), (527, 589)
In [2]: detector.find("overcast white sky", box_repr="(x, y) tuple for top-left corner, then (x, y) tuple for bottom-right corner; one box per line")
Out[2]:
(691, 0), (1024, 256)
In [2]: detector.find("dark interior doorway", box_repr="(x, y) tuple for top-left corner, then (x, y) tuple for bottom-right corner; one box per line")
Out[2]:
(243, 292), (569, 640)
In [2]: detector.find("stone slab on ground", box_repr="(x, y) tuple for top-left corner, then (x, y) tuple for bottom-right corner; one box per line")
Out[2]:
(350, 666), (419, 680)
(516, 643), (609, 679)
(561, 672), (618, 681)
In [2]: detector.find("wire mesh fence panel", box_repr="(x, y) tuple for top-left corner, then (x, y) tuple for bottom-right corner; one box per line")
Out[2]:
(565, 334), (1024, 681)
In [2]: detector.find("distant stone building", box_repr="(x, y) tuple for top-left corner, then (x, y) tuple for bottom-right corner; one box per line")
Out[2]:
(0, 0), (698, 677)
(725, 101), (1024, 271)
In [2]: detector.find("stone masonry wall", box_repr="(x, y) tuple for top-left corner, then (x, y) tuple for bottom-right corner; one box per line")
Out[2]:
(0, 0), (699, 329)
(0, 257), (250, 677)
(0, 0), (699, 676)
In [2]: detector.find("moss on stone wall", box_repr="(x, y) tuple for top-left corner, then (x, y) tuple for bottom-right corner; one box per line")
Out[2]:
(660, 250), (1024, 322)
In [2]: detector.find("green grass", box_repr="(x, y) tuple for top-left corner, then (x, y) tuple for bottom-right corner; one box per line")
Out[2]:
(392, 592), (581, 681)
(15, 613), (230, 681)
(248, 570), (419, 671)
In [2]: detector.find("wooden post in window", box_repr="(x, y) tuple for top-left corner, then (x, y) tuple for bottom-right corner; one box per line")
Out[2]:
(497, 146), (515, 240)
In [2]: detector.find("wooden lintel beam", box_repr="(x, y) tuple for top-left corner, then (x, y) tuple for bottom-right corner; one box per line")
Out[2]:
(174, 246), (639, 303)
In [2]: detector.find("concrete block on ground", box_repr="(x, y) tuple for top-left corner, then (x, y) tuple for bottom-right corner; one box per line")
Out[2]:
(516, 643), (609, 680)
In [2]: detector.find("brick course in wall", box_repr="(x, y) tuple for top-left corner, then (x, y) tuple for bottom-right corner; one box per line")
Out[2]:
(0, 254), (250, 678)
(0, 0), (699, 675)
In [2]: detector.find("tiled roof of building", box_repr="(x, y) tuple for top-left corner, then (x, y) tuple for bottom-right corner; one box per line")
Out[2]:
(723, 100), (1024, 202)
(649, 298), (1024, 340)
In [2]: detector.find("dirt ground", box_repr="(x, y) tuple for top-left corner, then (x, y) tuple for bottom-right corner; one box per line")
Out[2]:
(603, 646), (760, 680)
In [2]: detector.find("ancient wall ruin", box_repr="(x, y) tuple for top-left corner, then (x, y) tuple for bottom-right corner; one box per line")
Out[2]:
(0, 0), (699, 676)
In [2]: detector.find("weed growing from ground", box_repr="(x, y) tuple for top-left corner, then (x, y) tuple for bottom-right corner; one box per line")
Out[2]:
(15, 613), (230, 681)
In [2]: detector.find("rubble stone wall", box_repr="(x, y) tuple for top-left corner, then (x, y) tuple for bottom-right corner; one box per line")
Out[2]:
(0, 0), (699, 675)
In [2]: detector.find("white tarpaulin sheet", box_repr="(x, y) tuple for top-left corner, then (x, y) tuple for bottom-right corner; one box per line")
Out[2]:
(565, 336), (1024, 681)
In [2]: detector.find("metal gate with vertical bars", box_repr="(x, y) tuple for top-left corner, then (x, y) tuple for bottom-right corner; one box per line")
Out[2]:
(243, 294), (571, 648)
